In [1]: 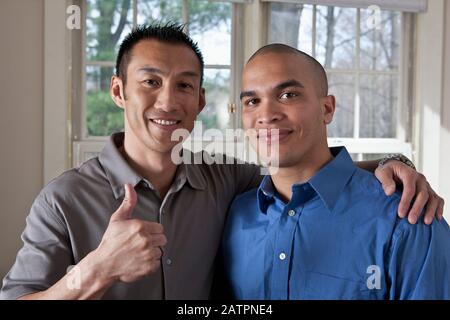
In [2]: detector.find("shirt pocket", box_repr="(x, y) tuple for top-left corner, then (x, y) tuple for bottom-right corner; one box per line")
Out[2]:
(302, 271), (371, 300)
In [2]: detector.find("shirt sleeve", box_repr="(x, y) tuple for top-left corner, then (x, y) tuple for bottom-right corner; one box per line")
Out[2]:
(0, 194), (73, 300)
(388, 217), (450, 299)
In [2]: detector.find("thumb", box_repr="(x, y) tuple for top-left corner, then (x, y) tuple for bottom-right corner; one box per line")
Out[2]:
(375, 165), (396, 196)
(110, 183), (137, 222)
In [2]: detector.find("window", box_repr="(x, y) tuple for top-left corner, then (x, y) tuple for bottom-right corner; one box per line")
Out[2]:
(73, 0), (416, 165)
(268, 2), (413, 160)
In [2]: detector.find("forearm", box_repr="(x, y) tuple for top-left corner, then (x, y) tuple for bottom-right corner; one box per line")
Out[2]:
(355, 160), (379, 173)
(18, 250), (115, 300)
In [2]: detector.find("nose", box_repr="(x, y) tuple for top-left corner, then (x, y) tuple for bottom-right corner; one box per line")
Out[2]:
(154, 83), (180, 113)
(257, 100), (283, 125)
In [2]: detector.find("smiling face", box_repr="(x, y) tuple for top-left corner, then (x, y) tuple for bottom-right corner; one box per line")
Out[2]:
(110, 39), (205, 155)
(241, 51), (335, 168)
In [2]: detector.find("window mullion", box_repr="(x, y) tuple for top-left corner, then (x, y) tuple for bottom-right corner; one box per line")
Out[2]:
(204, 64), (231, 69)
(182, 0), (189, 34)
(354, 8), (361, 141)
(312, 5), (316, 57)
(133, 0), (138, 27)
(85, 61), (115, 67)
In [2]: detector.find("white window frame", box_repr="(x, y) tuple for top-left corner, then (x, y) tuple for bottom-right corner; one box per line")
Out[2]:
(44, 0), (447, 196)
(44, 0), (73, 183)
(414, 0), (445, 189)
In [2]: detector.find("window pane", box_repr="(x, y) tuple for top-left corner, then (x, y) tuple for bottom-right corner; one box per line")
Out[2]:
(86, 0), (133, 61)
(360, 10), (400, 71)
(269, 3), (313, 55)
(196, 68), (230, 130)
(86, 66), (124, 136)
(189, 0), (231, 65)
(361, 153), (388, 161)
(316, 6), (356, 69)
(359, 74), (398, 138)
(137, 0), (183, 25)
(328, 73), (355, 138)
(350, 153), (388, 161)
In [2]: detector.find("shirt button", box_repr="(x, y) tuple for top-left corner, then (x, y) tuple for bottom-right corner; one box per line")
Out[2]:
(279, 252), (286, 260)
(288, 209), (296, 217)
(166, 258), (172, 266)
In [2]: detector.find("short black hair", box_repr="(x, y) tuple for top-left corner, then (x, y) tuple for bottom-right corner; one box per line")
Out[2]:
(115, 22), (204, 87)
(248, 43), (328, 97)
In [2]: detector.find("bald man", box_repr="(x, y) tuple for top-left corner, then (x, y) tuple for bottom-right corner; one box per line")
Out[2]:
(222, 44), (450, 300)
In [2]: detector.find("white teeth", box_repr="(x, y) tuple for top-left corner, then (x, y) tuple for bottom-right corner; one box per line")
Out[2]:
(152, 119), (178, 126)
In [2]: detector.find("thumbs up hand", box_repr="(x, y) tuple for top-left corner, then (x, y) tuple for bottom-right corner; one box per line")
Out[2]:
(109, 183), (137, 222)
(93, 184), (167, 284)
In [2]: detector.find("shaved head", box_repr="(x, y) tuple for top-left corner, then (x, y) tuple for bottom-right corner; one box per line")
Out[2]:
(248, 43), (328, 97)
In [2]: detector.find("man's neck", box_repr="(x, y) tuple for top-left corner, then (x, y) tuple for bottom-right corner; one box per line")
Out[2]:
(270, 146), (333, 203)
(122, 135), (178, 200)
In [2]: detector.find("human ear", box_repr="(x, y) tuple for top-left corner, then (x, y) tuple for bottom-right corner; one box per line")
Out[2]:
(110, 75), (126, 109)
(322, 95), (336, 124)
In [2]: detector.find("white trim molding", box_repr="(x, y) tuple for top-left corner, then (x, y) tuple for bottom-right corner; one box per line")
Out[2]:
(328, 138), (412, 158)
(261, 0), (427, 12)
(44, 0), (71, 183)
(414, 0), (445, 190)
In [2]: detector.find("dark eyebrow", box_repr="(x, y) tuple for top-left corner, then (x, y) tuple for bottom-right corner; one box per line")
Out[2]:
(275, 79), (305, 91)
(240, 79), (305, 100)
(180, 71), (200, 78)
(240, 90), (256, 100)
(137, 67), (199, 79)
(137, 66), (166, 75)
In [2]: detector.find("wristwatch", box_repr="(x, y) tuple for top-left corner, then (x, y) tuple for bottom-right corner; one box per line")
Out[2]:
(378, 154), (416, 170)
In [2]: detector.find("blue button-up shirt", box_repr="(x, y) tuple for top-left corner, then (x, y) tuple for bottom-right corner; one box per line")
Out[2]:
(223, 147), (450, 300)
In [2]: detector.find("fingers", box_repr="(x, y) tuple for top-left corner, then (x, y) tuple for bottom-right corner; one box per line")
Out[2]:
(110, 183), (137, 222)
(423, 193), (445, 225)
(405, 178), (429, 224)
(149, 233), (168, 247)
(437, 197), (445, 221)
(397, 171), (417, 218)
(144, 223), (166, 247)
(150, 246), (164, 260)
(146, 222), (164, 234)
(375, 165), (396, 196)
(423, 189), (439, 225)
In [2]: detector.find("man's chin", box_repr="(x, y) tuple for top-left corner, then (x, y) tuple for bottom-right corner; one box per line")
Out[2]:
(257, 151), (294, 169)
(143, 138), (182, 155)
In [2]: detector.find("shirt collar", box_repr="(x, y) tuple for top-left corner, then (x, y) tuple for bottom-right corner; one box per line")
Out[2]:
(183, 158), (207, 191)
(98, 132), (143, 199)
(257, 175), (276, 213)
(98, 132), (206, 199)
(257, 146), (356, 214)
(308, 146), (356, 212)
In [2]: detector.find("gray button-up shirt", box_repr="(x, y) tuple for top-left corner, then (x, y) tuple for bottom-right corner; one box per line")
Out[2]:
(1, 133), (261, 299)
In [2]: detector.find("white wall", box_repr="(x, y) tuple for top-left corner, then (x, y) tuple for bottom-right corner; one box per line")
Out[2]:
(0, 0), (45, 279)
(439, 0), (450, 221)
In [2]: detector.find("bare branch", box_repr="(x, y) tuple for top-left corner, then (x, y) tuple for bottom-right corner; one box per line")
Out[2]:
(112, 0), (131, 44)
